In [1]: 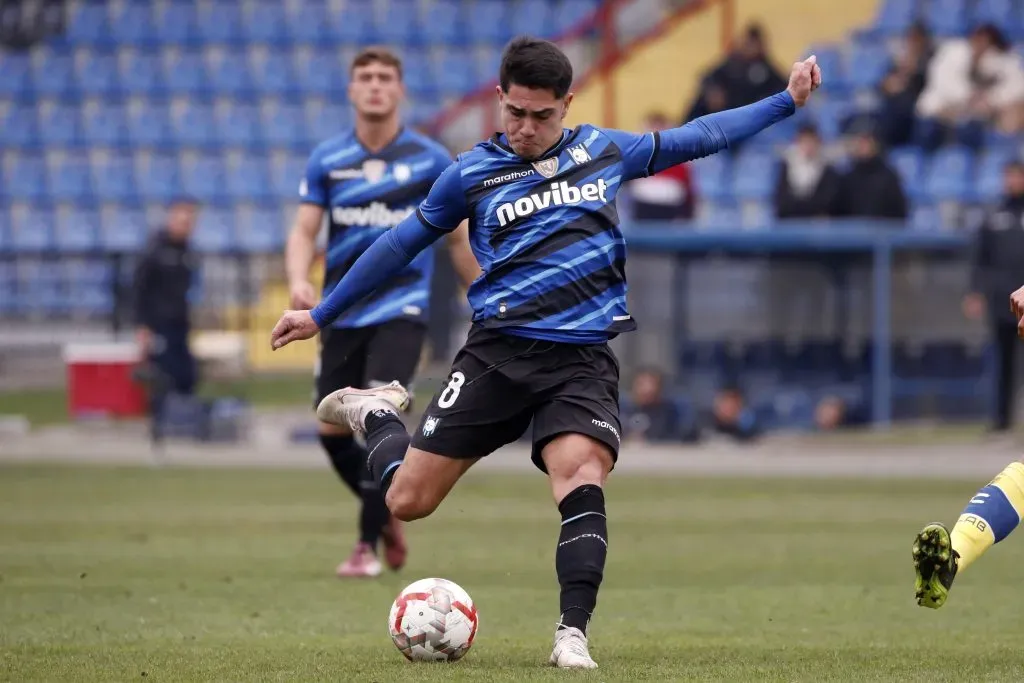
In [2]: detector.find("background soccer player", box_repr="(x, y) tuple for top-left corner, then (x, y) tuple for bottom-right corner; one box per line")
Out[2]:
(912, 281), (1024, 609)
(284, 47), (479, 579)
(272, 36), (821, 667)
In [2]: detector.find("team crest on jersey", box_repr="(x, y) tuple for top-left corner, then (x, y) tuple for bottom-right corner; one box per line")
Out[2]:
(422, 415), (440, 437)
(362, 159), (387, 183)
(532, 156), (559, 178)
(393, 163), (411, 184)
(568, 144), (591, 165)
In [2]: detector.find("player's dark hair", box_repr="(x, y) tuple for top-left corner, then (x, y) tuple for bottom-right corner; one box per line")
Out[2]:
(499, 36), (573, 99)
(350, 46), (403, 80)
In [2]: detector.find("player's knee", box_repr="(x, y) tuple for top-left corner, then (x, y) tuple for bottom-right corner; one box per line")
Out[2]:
(543, 433), (613, 502)
(385, 485), (438, 522)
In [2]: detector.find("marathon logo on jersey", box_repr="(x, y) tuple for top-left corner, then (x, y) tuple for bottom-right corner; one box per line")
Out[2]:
(483, 169), (535, 187)
(332, 202), (415, 227)
(591, 418), (620, 444)
(495, 180), (609, 227)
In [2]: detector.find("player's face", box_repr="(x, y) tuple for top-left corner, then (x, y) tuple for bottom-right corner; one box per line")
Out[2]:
(498, 84), (573, 160)
(349, 62), (404, 121)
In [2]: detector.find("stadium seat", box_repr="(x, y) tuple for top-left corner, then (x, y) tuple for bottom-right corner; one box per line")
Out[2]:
(329, 0), (379, 44)
(101, 206), (149, 252)
(10, 206), (55, 252)
(82, 100), (128, 148)
(284, 2), (331, 46)
(420, 0), (467, 45)
(972, 0), (1022, 39)
(910, 203), (939, 231)
(92, 153), (138, 203)
(402, 48), (437, 97)
(55, 206), (102, 252)
(180, 155), (228, 204)
(269, 154), (307, 200)
(466, 2), (512, 44)
(0, 105), (40, 150)
(436, 48), (478, 95)
(865, 0), (920, 36)
(118, 50), (164, 99)
(192, 208), (236, 253)
(732, 150), (777, 201)
(206, 49), (254, 99)
(64, 259), (115, 317)
(38, 102), (82, 148)
(924, 0), (968, 37)
(378, 0), (422, 46)
(305, 103), (352, 144)
(235, 205), (286, 252)
(690, 154), (732, 204)
(108, 3), (157, 47)
(137, 154), (182, 203)
(923, 146), (973, 202)
(888, 148), (925, 202)
(475, 45), (503, 86)
(63, 3), (111, 47)
(162, 50), (209, 97)
(807, 46), (846, 94)
(809, 96), (855, 141)
(293, 48), (345, 97)
(241, 1), (289, 45)
(0, 52), (32, 100)
(225, 157), (272, 202)
(974, 150), (1013, 202)
(197, 1), (246, 45)
(4, 155), (48, 203)
(512, 0), (554, 38)
(153, 2), (201, 46)
(846, 39), (892, 91)
(126, 100), (173, 149)
(76, 52), (120, 99)
(214, 101), (265, 151)
(250, 48), (299, 98)
(15, 261), (64, 315)
(49, 154), (95, 204)
(553, 0), (599, 34)
(261, 102), (307, 150)
(403, 96), (443, 125)
(32, 51), (76, 99)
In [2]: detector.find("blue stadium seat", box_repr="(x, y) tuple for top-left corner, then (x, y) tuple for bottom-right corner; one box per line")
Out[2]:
(153, 1), (201, 46)
(251, 48), (299, 97)
(63, 3), (111, 47)
(118, 50), (164, 98)
(50, 154), (95, 204)
(421, 0), (467, 45)
(732, 150), (776, 201)
(192, 208), (236, 253)
(1, 105), (40, 150)
(404, 97), (443, 125)
(55, 207), (102, 252)
(108, 3), (157, 47)
(63, 259), (115, 317)
(329, 0), (379, 43)
(162, 51), (209, 97)
(513, 0), (554, 39)
(269, 154), (306, 199)
(137, 154), (182, 203)
(38, 103), (82, 148)
(93, 153), (138, 203)
(76, 52), (120, 98)
(910, 203), (939, 231)
(402, 47), (437, 97)
(101, 207), (149, 252)
(32, 51), (76, 99)
(10, 207), (56, 252)
(476, 45), (503, 86)
(126, 101), (173, 149)
(924, 146), (973, 202)
(305, 103), (351, 144)
(553, 0), (598, 34)
(215, 101), (264, 150)
(809, 96), (856, 141)
(293, 48), (345, 97)
(241, 2), (289, 45)
(925, 0), (968, 37)
(436, 48), (478, 95)
(846, 39), (892, 90)
(15, 261), (64, 314)
(285, 3), (330, 46)
(180, 155), (228, 204)
(4, 156), (48, 203)
(0, 52), (32, 99)
(82, 100), (128, 148)
(197, 1), (246, 45)
(866, 0), (920, 36)
(466, 2), (512, 44)
(261, 102), (307, 149)
(807, 45), (845, 94)
(225, 158), (272, 201)
(206, 50), (254, 98)
(690, 154), (732, 203)
(235, 205), (285, 252)
(972, 0), (1021, 38)
(378, 0), (422, 46)
(888, 148), (925, 202)
(973, 150), (1013, 202)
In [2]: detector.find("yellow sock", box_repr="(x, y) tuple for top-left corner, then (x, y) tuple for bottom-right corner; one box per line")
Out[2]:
(950, 461), (1024, 572)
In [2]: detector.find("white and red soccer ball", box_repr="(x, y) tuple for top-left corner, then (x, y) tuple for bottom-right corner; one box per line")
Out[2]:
(388, 578), (478, 662)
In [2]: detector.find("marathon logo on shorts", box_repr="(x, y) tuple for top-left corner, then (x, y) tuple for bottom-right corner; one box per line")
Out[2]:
(483, 169), (535, 187)
(422, 415), (440, 437)
(332, 202), (415, 228)
(591, 418), (620, 444)
(495, 180), (609, 227)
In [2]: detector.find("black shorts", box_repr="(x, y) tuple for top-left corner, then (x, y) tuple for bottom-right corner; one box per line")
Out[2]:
(410, 325), (621, 473)
(314, 319), (426, 408)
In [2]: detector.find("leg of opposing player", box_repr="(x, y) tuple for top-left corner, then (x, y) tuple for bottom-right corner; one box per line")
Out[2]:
(541, 433), (613, 670)
(913, 460), (1024, 608)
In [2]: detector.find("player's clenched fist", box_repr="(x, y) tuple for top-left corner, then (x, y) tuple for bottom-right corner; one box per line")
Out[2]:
(786, 55), (822, 107)
(1010, 285), (1024, 337)
(271, 310), (320, 350)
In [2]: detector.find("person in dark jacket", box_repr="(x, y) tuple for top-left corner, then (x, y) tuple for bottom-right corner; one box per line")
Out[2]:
(774, 123), (842, 218)
(963, 160), (1024, 432)
(133, 199), (200, 428)
(834, 122), (908, 219)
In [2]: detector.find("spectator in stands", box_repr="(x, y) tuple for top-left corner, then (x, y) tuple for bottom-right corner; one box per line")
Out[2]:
(963, 160), (1024, 433)
(683, 22), (786, 122)
(878, 21), (934, 148)
(621, 368), (695, 443)
(813, 394), (869, 432)
(133, 198), (200, 440)
(915, 23), (1024, 150)
(623, 111), (697, 221)
(834, 120), (908, 219)
(773, 123), (842, 218)
(708, 384), (760, 442)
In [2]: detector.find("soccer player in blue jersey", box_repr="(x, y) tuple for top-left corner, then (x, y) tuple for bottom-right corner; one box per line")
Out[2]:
(284, 46), (479, 579)
(273, 37), (821, 667)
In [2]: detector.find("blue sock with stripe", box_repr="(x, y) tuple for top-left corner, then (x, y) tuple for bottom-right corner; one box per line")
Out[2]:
(556, 484), (607, 635)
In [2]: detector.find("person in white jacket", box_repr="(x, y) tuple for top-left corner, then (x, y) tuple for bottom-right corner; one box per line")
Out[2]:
(915, 24), (1024, 149)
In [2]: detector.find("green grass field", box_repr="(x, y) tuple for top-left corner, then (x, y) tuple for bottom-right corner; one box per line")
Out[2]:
(2, 465), (1023, 681)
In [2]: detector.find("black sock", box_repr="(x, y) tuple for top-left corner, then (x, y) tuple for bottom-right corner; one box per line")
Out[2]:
(364, 409), (410, 499)
(319, 434), (364, 497)
(555, 485), (608, 635)
(358, 467), (391, 546)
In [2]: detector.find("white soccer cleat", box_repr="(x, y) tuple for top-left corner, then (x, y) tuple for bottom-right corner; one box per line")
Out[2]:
(316, 381), (410, 434)
(549, 627), (598, 669)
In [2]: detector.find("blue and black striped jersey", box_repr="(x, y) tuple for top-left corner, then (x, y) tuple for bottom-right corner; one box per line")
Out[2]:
(300, 127), (451, 329)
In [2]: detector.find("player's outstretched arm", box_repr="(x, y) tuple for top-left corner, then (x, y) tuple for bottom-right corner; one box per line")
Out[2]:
(650, 55), (821, 173)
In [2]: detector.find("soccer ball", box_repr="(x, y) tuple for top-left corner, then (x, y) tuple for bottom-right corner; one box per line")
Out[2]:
(388, 577), (479, 662)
